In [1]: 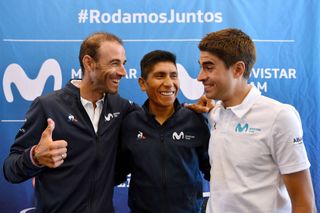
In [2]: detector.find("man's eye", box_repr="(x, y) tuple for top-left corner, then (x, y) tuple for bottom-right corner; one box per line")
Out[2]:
(204, 66), (214, 71)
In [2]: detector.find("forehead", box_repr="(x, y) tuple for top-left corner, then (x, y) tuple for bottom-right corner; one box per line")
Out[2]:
(97, 41), (125, 60)
(150, 61), (177, 73)
(199, 51), (221, 64)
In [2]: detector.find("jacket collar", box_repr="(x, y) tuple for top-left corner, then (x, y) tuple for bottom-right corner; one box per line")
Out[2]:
(142, 99), (181, 117)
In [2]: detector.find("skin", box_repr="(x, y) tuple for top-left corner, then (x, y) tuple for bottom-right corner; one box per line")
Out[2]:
(197, 51), (250, 107)
(197, 50), (316, 212)
(138, 61), (179, 125)
(33, 40), (127, 168)
(80, 41), (127, 104)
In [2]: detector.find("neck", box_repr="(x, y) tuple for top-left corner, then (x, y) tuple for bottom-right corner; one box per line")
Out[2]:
(149, 103), (175, 125)
(78, 79), (104, 105)
(223, 84), (252, 108)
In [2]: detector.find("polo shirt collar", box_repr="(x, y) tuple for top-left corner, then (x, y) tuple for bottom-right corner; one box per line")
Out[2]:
(216, 85), (261, 118)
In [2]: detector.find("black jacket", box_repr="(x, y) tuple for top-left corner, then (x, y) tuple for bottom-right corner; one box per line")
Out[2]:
(116, 99), (210, 213)
(3, 81), (136, 213)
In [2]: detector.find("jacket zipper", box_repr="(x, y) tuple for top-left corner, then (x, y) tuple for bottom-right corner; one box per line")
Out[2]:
(160, 130), (166, 213)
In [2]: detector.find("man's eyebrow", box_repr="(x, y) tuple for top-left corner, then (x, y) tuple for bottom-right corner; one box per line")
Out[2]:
(199, 60), (214, 66)
(109, 59), (126, 64)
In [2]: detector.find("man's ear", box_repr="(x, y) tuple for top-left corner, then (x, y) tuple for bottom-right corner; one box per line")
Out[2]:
(138, 77), (147, 91)
(82, 55), (94, 72)
(233, 61), (246, 78)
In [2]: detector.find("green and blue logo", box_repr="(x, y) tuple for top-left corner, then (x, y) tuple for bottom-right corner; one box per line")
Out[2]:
(235, 123), (249, 133)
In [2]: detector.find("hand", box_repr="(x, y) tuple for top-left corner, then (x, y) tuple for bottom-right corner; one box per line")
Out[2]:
(33, 118), (68, 168)
(184, 95), (215, 113)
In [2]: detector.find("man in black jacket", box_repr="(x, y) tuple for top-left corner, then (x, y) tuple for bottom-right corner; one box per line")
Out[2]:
(117, 50), (210, 213)
(3, 32), (137, 212)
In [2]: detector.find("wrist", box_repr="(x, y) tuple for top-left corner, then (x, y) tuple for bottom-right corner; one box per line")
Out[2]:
(31, 145), (41, 166)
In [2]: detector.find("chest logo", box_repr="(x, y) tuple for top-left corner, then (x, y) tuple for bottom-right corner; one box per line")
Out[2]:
(104, 112), (120, 122)
(67, 114), (78, 122)
(235, 122), (261, 134)
(235, 123), (249, 133)
(172, 132), (184, 140)
(137, 131), (146, 140)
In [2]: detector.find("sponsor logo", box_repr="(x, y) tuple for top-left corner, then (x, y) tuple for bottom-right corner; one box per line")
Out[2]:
(173, 131), (184, 140)
(137, 131), (146, 140)
(235, 122), (261, 134)
(67, 114), (78, 122)
(3, 59), (62, 102)
(104, 112), (120, 122)
(235, 123), (249, 133)
(172, 131), (195, 140)
(212, 122), (217, 130)
(293, 137), (303, 144)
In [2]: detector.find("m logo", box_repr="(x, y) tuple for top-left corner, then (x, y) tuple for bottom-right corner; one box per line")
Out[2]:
(177, 63), (204, 100)
(172, 131), (184, 140)
(235, 123), (249, 133)
(3, 59), (62, 102)
(104, 113), (114, 121)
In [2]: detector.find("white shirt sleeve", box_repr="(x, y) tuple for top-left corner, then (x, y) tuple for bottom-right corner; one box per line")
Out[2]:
(269, 104), (310, 174)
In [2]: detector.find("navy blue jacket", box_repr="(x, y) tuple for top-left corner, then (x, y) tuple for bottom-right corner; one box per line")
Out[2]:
(3, 81), (136, 213)
(117, 99), (210, 213)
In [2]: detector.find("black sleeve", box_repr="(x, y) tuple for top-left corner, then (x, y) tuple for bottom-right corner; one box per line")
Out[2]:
(3, 97), (46, 183)
(114, 117), (132, 185)
(195, 113), (211, 181)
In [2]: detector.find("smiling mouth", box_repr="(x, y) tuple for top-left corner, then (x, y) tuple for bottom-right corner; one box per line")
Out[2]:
(112, 79), (120, 84)
(160, 91), (175, 96)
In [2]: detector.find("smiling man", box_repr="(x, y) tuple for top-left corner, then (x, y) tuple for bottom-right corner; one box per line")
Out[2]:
(3, 32), (137, 213)
(197, 28), (316, 213)
(116, 50), (211, 213)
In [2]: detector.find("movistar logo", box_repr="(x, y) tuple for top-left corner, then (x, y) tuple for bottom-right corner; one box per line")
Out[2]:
(177, 63), (204, 100)
(235, 123), (249, 133)
(172, 131), (184, 140)
(104, 113), (114, 121)
(2, 59), (62, 102)
(104, 112), (120, 122)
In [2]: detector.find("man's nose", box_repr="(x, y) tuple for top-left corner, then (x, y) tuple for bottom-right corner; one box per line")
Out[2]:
(197, 69), (206, 82)
(117, 64), (127, 77)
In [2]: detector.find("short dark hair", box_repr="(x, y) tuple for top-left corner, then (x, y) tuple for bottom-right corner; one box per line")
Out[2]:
(199, 28), (256, 79)
(140, 50), (176, 79)
(79, 32), (123, 76)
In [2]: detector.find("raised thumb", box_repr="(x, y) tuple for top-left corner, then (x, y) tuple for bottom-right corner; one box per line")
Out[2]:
(43, 118), (55, 140)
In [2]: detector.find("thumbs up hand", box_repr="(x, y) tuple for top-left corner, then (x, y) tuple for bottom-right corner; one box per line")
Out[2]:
(32, 118), (68, 168)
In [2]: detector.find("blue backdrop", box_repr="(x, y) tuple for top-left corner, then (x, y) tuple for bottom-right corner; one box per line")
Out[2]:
(1, 1), (319, 212)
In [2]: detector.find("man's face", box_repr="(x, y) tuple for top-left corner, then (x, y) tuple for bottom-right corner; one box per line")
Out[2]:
(139, 61), (179, 110)
(89, 41), (127, 94)
(198, 51), (235, 101)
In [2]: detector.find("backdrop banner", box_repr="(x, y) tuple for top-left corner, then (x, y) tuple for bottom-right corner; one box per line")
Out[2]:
(1, 1), (319, 212)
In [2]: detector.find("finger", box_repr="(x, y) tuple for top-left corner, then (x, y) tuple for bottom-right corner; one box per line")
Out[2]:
(49, 140), (68, 149)
(61, 153), (67, 159)
(41, 118), (55, 141)
(185, 104), (210, 113)
(48, 147), (67, 157)
(206, 100), (215, 109)
(48, 157), (64, 168)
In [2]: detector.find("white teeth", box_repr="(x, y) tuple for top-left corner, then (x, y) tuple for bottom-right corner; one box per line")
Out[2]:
(160, 91), (174, 96)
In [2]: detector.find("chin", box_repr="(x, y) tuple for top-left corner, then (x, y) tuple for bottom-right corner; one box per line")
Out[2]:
(204, 93), (215, 100)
